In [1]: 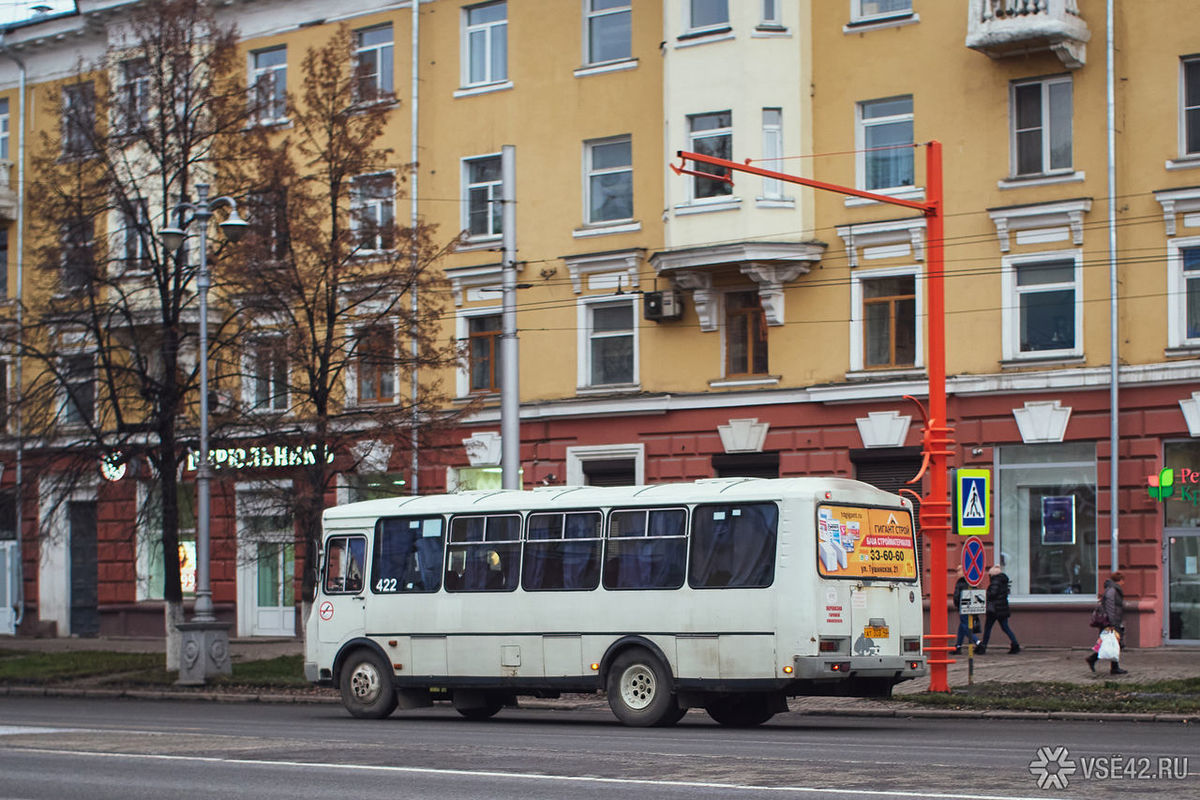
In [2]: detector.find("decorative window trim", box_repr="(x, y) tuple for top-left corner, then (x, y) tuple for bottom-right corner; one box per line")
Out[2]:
(1000, 249), (1084, 362)
(848, 264), (924, 373)
(997, 171), (1085, 190)
(445, 260), (523, 306)
(836, 217), (926, 269)
(573, 59), (638, 79)
(987, 198), (1091, 253)
(855, 411), (913, 449)
(572, 221), (642, 239)
(1154, 187), (1200, 237)
(718, 417), (769, 453)
(1012, 400), (1072, 444)
(842, 13), (918, 35)
(562, 249), (643, 294)
(452, 81), (514, 99)
(565, 443), (645, 486)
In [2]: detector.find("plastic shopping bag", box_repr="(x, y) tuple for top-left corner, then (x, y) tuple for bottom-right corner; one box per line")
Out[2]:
(1097, 628), (1120, 661)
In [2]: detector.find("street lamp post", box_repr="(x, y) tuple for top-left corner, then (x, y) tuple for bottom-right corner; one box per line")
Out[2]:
(160, 184), (247, 685)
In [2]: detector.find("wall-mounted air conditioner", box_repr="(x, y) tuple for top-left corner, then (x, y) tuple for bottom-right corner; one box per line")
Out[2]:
(643, 290), (683, 321)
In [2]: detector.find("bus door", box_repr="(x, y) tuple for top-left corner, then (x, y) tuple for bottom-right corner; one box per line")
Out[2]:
(818, 504), (918, 656)
(317, 533), (368, 645)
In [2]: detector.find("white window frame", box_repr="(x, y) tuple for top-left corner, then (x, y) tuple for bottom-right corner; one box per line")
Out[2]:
(462, 153), (504, 240)
(584, 0), (632, 66)
(759, 108), (786, 200)
(760, 0), (782, 26)
(120, 199), (150, 272)
(62, 81), (95, 157)
(0, 98), (8, 160)
(565, 443), (645, 486)
(1001, 250), (1084, 362)
(116, 58), (149, 133)
(584, 135), (633, 226)
(234, 479), (295, 638)
(1011, 75), (1073, 177)
(462, 1), (508, 88)
(851, 0), (913, 24)
(250, 45), (287, 124)
(244, 335), (289, 413)
(849, 265), (924, 373)
(61, 351), (95, 426)
(686, 0), (730, 34)
(856, 95), (914, 192)
(687, 111), (733, 202)
(1181, 57), (1200, 158)
(350, 171), (395, 253)
(577, 295), (638, 390)
(354, 25), (394, 103)
(1167, 235), (1200, 349)
(455, 305), (503, 397)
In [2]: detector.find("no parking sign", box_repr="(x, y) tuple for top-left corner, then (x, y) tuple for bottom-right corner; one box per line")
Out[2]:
(961, 536), (986, 587)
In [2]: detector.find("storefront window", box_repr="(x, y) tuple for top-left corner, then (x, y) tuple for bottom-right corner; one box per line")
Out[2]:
(346, 472), (408, 503)
(136, 483), (196, 601)
(996, 443), (1097, 596)
(1164, 441), (1200, 528)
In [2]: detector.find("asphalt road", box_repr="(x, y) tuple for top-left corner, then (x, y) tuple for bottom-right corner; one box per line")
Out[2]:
(0, 697), (1196, 800)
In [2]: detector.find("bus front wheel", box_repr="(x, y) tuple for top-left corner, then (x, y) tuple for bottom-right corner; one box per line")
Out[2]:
(339, 649), (398, 719)
(606, 649), (681, 727)
(705, 694), (775, 727)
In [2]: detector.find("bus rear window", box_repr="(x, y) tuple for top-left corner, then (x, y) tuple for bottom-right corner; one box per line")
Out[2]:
(689, 503), (777, 589)
(817, 504), (917, 582)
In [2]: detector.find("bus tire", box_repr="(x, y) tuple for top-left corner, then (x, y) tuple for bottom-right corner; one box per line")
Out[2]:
(339, 649), (397, 719)
(705, 694), (775, 727)
(606, 649), (680, 727)
(454, 692), (506, 721)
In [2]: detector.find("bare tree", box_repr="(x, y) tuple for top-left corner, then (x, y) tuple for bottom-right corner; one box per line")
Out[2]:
(219, 28), (469, 622)
(10, 0), (259, 663)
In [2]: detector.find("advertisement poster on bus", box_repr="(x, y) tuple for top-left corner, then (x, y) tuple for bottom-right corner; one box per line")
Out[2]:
(817, 505), (917, 581)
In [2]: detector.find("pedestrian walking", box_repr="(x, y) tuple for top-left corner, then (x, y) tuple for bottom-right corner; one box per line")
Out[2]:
(1086, 571), (1128, 675)
(977, 564), (1020, 654)
(952, 566), (981, 655)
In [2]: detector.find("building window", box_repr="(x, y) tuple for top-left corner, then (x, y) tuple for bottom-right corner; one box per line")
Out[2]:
(760, 108), (785, 199)
(1003, 255), (1082, 359)
(467, 314), (502, 393)
(61, 216), (96, 292)
(0, 227), (7, 300)
(356, 325), (395, 404)
(463, 154), (503, 238)
(688, 0), (729, 32)
(725, 291), (767, 375)
(250, 188), (291, 261)
(760, 0), (781, 26)
(350, 173), (395, 252)
(1012, 76), (1072, 176)
(586, 0), (631, 65)
(1184, 58), (1200, 156)
(853, 0), (912, 22)
(463, 2), (508, 87)
(354, 25), (394, 103)
(1168, 240), (1200, 349)
(251, 46), (287, 123)
(136, 483), (197, 600)
(858, 96), (913, 191)
(62, 81), (95, 157)
(63, 354), (95, 425)
(0, 98), (8, 160)
(688, 111), (732, 199)
(583, 299), (635, 386)
(116, 58), (149, 133)
(122, 199), (149, 270)
(585, 136), (633, 224)
(251, 338), (288, 412)
(0, 360), (8, 432)
(346, 472), (407, 502)
(862, 275), (916, 368)
(995, 443), (1097, 596)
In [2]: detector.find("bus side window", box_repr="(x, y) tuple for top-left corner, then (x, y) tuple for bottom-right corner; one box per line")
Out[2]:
(689, 503), (778, 589)
(323, 535), (367, 594)
(373, 517), (444, 593)
(604, 508), (686, 590)
(522, 511), (602, 592)
(446, 514), (521, 592)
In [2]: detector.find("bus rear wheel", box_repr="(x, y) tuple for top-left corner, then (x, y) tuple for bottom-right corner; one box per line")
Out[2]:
(339, 649), (398, 719)
(454, 691), (506, 720)
(705, 694), (775, 727)
(606, 649), (681, 727)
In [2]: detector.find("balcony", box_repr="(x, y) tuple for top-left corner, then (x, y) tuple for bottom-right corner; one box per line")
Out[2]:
(966, 0), (1090, 69)
(0, 161), (15, 222)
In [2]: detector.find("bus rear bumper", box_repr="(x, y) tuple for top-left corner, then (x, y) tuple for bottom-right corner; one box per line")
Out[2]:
(791, 654), (926, 682)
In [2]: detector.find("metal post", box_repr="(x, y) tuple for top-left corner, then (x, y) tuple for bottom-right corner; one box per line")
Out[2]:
(500, 145), (519, 490)
(1106, 0), (1120, 573)
(409, 0), (421, 496)
(192, 185), (214, 622)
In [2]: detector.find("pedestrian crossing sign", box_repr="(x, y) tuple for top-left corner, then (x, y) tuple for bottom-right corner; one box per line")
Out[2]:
(955, 468), (990, 536)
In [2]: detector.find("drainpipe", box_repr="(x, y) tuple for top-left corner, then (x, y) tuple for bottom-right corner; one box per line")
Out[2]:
(1106, 0), (1119, 573)
(500, 145), (518, 489)
(0, 31), (26, 627)
(409, 0), (420, 495)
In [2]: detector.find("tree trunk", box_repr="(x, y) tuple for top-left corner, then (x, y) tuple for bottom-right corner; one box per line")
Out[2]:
(164, 600), (183, 671)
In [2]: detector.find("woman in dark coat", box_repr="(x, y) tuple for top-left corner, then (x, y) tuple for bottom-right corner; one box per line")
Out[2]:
(1087, 571), (1128, 675)
(977, 564), (1020, 654)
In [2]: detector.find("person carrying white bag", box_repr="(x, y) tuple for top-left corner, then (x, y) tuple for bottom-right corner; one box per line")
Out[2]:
(1086, 571), (1128, 675)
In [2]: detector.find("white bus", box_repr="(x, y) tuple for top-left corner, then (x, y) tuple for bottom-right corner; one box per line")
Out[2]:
(304, 477), (925, 727)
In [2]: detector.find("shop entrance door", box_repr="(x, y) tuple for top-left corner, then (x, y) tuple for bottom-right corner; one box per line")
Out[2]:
(254, 541), (295, 637)
(1166, 532), (1200, 643)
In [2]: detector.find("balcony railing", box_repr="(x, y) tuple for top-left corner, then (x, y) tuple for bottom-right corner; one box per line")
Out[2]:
(0, 160), (15, 222)
(966, 0), (1091, 69)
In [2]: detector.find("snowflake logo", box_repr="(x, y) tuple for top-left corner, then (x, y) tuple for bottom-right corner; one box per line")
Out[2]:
(1029, 746), (1077, 789)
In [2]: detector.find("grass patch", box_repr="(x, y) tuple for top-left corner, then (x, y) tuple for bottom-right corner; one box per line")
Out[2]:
(900, 679), (1200, 714)
(0, 650), (307, 689)
(218, 655), (308, 688)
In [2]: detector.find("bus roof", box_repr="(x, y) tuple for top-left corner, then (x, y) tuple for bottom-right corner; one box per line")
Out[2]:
(323, 477), (908, 523)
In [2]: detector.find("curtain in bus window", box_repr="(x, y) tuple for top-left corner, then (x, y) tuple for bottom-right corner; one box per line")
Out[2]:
(447, 514), (520, 592)
(522, 511), (600, 591)
(374, 517), (443, 592)
(689, 503), (777, 589)
(604, 509), (686, 590)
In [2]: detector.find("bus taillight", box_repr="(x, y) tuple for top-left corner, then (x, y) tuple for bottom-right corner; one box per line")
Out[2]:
(818, 638), (843, 653)
(902, 638), (921, 653)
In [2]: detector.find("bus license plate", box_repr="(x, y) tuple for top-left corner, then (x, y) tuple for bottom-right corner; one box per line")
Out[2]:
(864, 626), (889, 639)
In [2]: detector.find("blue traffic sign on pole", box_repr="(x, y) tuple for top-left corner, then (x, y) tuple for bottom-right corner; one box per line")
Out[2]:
(955, 468), (991, 536)
(962, 536), (986, 587)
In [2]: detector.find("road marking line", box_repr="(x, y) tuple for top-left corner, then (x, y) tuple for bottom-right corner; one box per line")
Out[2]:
(2, 746), (1077, 800)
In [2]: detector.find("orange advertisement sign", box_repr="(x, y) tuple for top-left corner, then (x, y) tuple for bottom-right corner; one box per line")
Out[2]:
(817, 504), (917, 581)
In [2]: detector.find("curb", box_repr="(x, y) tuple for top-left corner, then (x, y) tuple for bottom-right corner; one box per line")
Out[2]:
(3, 684), (1196, 722)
